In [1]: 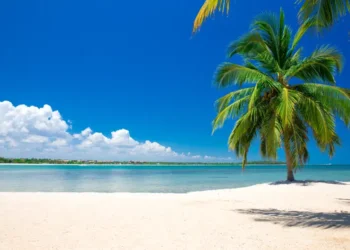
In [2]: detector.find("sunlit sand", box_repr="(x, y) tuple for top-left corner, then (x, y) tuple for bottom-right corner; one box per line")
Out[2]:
(0, 182), (349, 250)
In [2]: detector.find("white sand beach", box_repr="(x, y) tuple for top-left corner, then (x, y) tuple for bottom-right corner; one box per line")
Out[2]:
(0, 182), (349, 250)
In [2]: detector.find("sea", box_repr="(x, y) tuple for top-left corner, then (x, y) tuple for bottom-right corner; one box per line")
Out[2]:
(0, 164), (349, 193)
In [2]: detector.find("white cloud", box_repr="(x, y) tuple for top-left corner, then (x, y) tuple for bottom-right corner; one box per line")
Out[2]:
(0, 101), (69, 138)
(22, 135), (49, 144)
(51, 138), (68, 147)
(110, 129), (138, 146)
(0, 101), (234, 162)
(81, 127), (92, 137)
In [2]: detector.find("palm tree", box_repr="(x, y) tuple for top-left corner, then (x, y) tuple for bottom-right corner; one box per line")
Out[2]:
(193, 0), (350, 32)
(212, 9), (350, 181)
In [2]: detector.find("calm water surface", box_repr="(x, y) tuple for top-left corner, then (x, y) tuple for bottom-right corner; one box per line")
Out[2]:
(0, 164), (349, 193)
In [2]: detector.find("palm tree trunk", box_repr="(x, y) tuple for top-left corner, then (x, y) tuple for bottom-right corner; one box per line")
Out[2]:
(284, 138), (295, 182)
(287, 167), (295, 182)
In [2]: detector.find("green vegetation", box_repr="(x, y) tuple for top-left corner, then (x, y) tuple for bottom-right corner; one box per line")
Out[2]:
(193, 0), (350, 32)
(0, 157), (284, 166)
(212, 10), (350, 181)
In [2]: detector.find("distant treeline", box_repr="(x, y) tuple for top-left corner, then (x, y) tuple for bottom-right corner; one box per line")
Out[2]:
(0, 157), (285, 165)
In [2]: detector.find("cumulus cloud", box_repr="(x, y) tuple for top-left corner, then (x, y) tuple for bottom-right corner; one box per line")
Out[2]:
(51, 138), (68, 147)
(0, 101), (233, 162)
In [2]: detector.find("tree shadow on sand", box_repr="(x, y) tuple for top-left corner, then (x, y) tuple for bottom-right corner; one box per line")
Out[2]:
(236, 209), (350, 229)
(338, 198), (350, 206)
(269, 180), (347, 186)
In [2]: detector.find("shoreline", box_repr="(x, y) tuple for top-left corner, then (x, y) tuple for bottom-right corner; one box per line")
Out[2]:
(0, 163), (284, 166)
(0, 163), (286, 165)
(1, 163), (348, 166)
(0, 181), (348, 195)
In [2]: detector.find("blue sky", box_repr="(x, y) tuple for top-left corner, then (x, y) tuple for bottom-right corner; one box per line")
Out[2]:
(0, 0), (349, 163)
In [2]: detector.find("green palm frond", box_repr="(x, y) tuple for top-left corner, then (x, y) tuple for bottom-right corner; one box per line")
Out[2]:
(227, 32), (267, 58)
(260, 112), (282, 159)
(296, 93), (334, 144)
(315, 133), (341, 157)
(214, 63), (278, 88)
(240, 128), (258, 169)
(285, 46), (343, 84)
(227, 107), (263, 168)
(291, 17), (317, 50)
(276, 88), (301, 128)
(212, 95), (250, 132)
(284, 48), (303, 70)
(251, 12), (280, 63)
(251, 10), (295, 70)
(215, 87), (255, 112)
(298, 0), (350, 28)
(294, 84), (350, 125)
(287, 115), (309, 167)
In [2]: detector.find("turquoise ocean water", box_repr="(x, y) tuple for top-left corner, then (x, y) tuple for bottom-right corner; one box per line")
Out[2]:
(0, 164), (349, 193)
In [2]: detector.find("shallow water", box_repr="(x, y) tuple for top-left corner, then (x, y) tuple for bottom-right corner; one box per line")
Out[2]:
(0, 164), (349, 193)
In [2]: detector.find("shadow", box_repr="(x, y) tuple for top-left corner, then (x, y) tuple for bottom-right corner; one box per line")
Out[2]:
(236, 209), (350, 229)
(338, 198), (350, 205)
(270, 180), (347, 186)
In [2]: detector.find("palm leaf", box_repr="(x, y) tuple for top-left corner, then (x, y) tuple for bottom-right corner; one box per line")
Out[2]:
(228, 107), (263, 168)
(215, 87), (255, 112)
(260, 112), (282, 159)
(193, 0), (230, 33)
(212, 95), (251, 132)
(287, 115), (309, 167)
(276, 88), (301, 128)
(285, 46), (343, 84)
(227, 32), (267, 58)
(294, 83), (350, 126)
(214, 63), (278, 88)
(296, 93), (334, 144)
(291, 17), (317, 50)
(298, 0), (350, 28)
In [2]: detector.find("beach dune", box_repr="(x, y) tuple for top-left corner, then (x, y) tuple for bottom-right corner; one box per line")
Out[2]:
(0, 182), (349, 250)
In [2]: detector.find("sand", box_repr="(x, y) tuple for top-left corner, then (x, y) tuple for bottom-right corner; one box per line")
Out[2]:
(0, 182), (349, 250)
